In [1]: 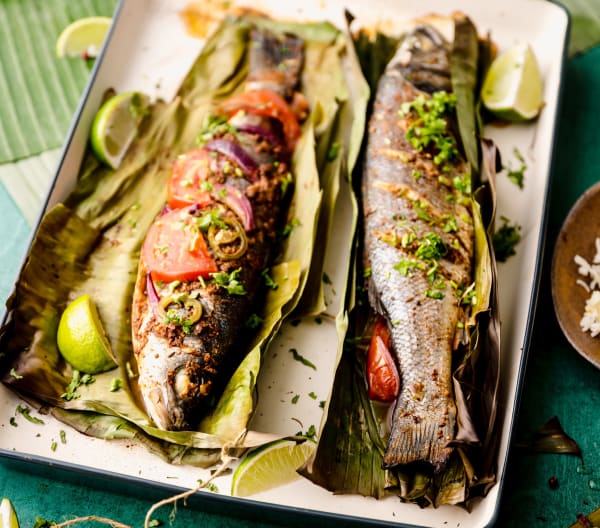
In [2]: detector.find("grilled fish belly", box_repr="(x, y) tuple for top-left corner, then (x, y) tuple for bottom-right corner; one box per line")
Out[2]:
(362, 25), (474, 472)
(131, 26), (304, 431)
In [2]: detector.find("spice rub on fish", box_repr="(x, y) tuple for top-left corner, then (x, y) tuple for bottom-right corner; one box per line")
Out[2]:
(362, 24), (474, 472)
(131, 26), (305, 431)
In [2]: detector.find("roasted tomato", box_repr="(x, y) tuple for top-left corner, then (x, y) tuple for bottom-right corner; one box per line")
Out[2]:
(216, 89), (301, 150)
(142, 207), (218, 282)
(366, 318), (400, 403)
(167, 148), (214, 209)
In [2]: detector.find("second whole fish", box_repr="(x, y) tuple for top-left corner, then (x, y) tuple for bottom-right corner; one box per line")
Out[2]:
(362, 22), (474, 472)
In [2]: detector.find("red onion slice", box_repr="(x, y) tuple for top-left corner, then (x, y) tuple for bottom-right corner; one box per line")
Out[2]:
(236, 123), (284, 150)
(212, 184), (254, 231)
(146, 273), (161, 318)
(204, 138), (258, 181)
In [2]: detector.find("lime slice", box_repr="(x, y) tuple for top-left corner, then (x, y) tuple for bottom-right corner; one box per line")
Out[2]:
(231, 439), (315, 497)
(0, 498), (20, 528)
(481, 43), (544, 121)
(55, 16), (112, 59)
(57, 294), (117, 375)
(90, 91), (150, 169)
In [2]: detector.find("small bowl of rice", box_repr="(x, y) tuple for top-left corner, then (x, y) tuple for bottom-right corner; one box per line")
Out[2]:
(552, 181), (600, 369)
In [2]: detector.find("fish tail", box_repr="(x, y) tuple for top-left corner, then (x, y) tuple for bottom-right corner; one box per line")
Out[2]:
(383, 401), (456, 472)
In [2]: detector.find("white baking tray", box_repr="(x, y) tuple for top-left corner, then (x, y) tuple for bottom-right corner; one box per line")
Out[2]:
(0, 0), (569, 526)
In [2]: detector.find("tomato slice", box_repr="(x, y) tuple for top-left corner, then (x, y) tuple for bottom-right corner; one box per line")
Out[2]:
(366, 318), (400, 403)
(142, 207), (218, 283)
(167, 148), (214, 209)
(217, 90), (301, 151)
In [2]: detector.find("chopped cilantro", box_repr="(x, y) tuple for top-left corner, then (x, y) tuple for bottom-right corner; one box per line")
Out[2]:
(280, 172), (293, 194)
(197, 479), (219, 493)
(9, 368), (23, 379)
(16, 405), (44, 424)
(297, 424), (317, 441)
(51, 441), (57, 452)
(245, 313), (264, 329)
(319, 400), (326, 409)
(60, 430), (67, 444)
(261, 268), (278, 290)
(289, 348), (317, 370)
(493, 216), (522, 261)
(308, 391), (317, 400)
(399, 91), (459, 169)
(280, 218), (301, 238)
(322, 272), (333, 285)
(9, 417), (17, 427)
(61, 370), (95, 401)
(197, 209), (228, 232)
(196, 114), (237, 144)
(505, 147), (527, 189)
(110, 378), (123, 392)
(326, 141), (340, 161)
(211, 268), (247, 295)
(425, 289), (444, 299)
(291, 394), (300, 404)
(363, 267), (372, 278)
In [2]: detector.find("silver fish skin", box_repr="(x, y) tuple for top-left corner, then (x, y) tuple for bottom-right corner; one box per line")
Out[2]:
(362, 24), (474, 472)
(132, 26), (304, 431)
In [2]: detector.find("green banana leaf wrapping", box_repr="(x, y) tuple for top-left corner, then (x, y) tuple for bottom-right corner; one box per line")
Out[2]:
(0, 15), (367, 465)
(301, 16), (502, 506)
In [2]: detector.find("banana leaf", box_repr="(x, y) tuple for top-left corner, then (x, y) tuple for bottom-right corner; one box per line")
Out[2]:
(0, 15), (360, 464)
(301, 15), (502, 506)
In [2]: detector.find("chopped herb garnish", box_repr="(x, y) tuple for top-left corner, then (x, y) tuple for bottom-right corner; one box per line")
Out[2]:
(280, 172), (293, 194)
(196, 114), (237, 144)
(289, 348), (317, 370)
(60, 430), (67, 444)
(322, 272), (332, 285)
(16, 405), (44, 424)
(493, 216), (522, 262)
(211, 268), (247, 295)
(245, 313), (264, 329)
(197, 479), (219, 493)
(9, 417), (17, 427)
(34, 518), (57, 528)
(51, 441), (57, 452)
(363, 267), (372, 278)
(425, 289), (444, 299)
(261, 268), (278, 290)
(505, 147), (527, 189)
(110, 378), (123, 392)
(399, 91), (459, 169)
(297, 424), (317, 441)
(61, 371), (95, 401)
(319, 401), (326, 409)
(327, 141), (340, 161)
(197, 209), (228, 232)
(126, 361), (136, 379)
(129, 92), (150, 119)
(308, 391), (317, 400)
(291, 394), (300, 404)
(280, 218), (301, 238)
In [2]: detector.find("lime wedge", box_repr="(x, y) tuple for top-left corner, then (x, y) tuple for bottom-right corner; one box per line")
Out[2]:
(231, 439), (315, 497)
(0, 498), (20, 528)
(57, 294), (117, 375)
(55, 16), (112, 59)
(90, 91), (150, 169)
(481, 43), (544, 121)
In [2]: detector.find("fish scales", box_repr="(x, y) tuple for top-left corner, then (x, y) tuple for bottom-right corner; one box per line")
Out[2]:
(131, 26), (304, 431)
(362, 25), (474, 472)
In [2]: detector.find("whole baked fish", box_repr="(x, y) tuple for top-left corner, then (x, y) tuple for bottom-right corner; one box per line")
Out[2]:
(362, 24), (474, 471)
(131, 26), (305, 431)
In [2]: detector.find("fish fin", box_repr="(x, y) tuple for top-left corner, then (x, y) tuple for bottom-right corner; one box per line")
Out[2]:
(383, 403), (455, 473)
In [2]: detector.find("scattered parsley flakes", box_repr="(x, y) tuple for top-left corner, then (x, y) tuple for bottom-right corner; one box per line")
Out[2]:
(197, 479), (219, 493)
(280, 218), (301, 238)
(61, 370), (95, 401)
(196, 114), (237, 144)
(210, 268), (247, 295)
(110, 378), (123, 392)
(297, 424), (317, 441)
(245, 313), (263, 329)
(363, 267), (372, 278)
(51, 441), (58, 452)
(326, 141), (340, 161)
(9, 417), (17, 427)
(308, 391), (317, 400)
(289, 348), (317, 370)
(60, 430), (67, 444)
(261, 268), (278, 290)
(505, 147), (527, 189)
(493, 216), (522, 262)
(16, 404), (44, 424)
(319, 400), (326, 409)
(291, 394), (300, 404)
(322, 272), (332, 285)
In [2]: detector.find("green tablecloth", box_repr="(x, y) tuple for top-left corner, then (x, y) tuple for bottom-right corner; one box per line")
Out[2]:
(2, 17), (600, 528)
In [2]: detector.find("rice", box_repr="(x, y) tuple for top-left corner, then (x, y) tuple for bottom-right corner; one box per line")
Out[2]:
(575, 237), (600, 336)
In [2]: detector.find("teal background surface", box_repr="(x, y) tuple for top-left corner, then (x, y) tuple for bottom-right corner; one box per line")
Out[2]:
(2, 6), (600, 528)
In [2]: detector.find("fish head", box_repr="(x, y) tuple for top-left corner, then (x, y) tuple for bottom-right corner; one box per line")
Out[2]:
(137, 334), (212, 431)
(392, 25), (452, 94)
